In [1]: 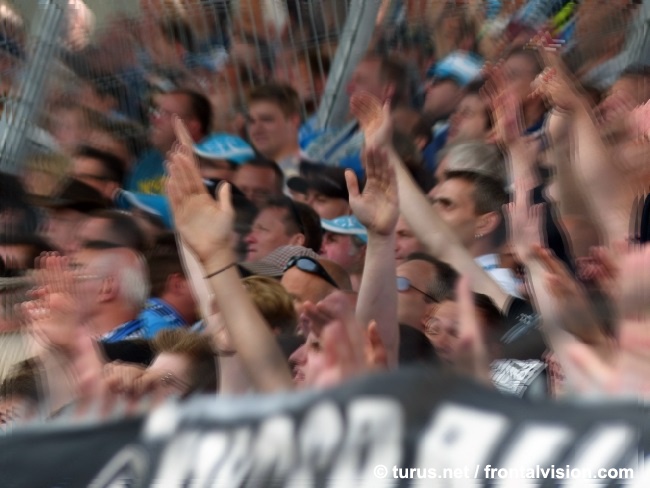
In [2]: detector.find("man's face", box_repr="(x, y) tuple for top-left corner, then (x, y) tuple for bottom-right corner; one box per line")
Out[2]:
(502, 54), (539, 104)
(290, 291), (356, 388)
(432, 177), (479, 249)
(43, 209), (86, 255)
(247, 101), (298, 160)
(244, 207), (295, 261)
(233, 165), (280, 207)
(346, 59), (385, 100)
(306, 190), (349, 220)
(320, 232), (362, 271)
(280, 267), (337, 318)
(396, 260), (436, 330)
(68, 248), (107, 319)
(395, 216), (426, 265)
(149, 93), (192, 152)
(423, 79), (463, 121)
(424, 299), (459, 363)
(447, 94), (490, 144)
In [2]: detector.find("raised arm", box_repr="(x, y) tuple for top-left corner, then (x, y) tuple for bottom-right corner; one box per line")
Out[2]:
(532, 43), (635, 246)
(350, 92), (512, 313)
(346, 146), (400, 367)
(167, 119), (292, 393)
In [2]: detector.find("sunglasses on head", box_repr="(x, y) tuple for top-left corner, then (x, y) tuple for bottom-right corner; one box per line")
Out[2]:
(284, 256), (339, 289)
(396, 276), (435, 302)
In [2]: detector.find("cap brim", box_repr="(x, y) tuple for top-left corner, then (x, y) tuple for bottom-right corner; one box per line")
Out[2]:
(238, 261), (284, 278)
(321, 222), (368, 242)
(194, 147), (255, 164)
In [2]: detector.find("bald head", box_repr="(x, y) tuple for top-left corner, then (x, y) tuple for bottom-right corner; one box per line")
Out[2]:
(318, 258), (352, 291)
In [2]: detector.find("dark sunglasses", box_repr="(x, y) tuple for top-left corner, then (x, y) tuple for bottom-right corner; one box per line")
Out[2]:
(396, 276), (435, 302)
(284, 256), (339, 289)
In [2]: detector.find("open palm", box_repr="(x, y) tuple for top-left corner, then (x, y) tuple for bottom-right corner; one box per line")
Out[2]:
(346, 147), (399, 236)
(166, 118), (234, 264)
(350, 91), (393, 151)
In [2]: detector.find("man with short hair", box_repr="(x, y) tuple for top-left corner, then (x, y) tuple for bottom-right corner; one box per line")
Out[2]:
(138, 233), (198, 339)
(396, 252), (458, 331)
(432, 171), (519, 296)
(395, 216), (427, 266)
(70, 242), (150, 342)
(244, 196), (322, 262)
(75, 209), (148, 254)
(247, 84), (304, 177)
(291, 164), (351, 220)
(319, 215), (367, 291)
(127, 89), (212, 194)
(280, 256), (351, 317)
(232, 158), (284, 207)
(71, 146), (126, 200)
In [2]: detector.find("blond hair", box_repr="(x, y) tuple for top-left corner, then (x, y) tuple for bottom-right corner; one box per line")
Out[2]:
(242, 275), (297, 334)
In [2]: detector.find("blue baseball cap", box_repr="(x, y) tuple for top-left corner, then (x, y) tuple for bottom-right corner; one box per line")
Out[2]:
(321, 215), (368, 243)
(426, 51), (483, 87)
(114, 190), (173, 229)
(194, 134), (255, 164)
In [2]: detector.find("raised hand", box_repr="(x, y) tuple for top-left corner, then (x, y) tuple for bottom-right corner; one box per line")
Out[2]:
(345, 146), (399, 237)
(350, 91), (393, 151)
(166, 118), (234, 264)
(482, 62), (526, 147)
(503, 179), (546, 263)
(529, 35), (583, 113)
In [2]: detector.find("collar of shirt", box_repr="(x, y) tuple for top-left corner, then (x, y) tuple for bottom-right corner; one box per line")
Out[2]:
(475, 253), (501, 272)
(101, 317), (146, 343)
(144, 298), (187, 327)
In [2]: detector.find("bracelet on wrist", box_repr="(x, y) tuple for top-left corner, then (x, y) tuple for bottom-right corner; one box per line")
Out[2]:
(204, 262), (237, 279)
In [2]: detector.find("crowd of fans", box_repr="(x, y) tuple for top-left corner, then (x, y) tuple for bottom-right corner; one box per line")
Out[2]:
(1, 0), (650, 439)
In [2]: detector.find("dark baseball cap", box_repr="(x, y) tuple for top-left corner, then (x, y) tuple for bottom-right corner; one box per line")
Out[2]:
(27, 178), (110, 213)
(287, 162), (349, 201)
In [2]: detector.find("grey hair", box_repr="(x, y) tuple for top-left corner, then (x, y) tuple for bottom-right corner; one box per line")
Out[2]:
(442, 141), (506, 188)
(93, 250), (150, 312)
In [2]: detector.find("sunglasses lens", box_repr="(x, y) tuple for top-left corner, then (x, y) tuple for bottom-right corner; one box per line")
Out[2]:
(296, 258), (317, 273)
(396, 277), (409, 292)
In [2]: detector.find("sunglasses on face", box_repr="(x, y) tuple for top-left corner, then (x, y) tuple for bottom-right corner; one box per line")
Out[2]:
(284, 256), (339, 289)
(396, 276), (435, 302)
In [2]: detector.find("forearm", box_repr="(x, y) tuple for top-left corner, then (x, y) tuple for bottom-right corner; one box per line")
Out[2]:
(179, 238), (218, 322)
(390, 149), (511, 312)
(506, 139), (541, 189)
(571, 103), (635, 244)
(356, 233), (399, 367)
(202, 249), (293, 393)
(218, 355), (255, 395)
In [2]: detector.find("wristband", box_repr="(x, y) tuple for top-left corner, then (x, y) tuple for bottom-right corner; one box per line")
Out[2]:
(204, 262), (237, 279)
